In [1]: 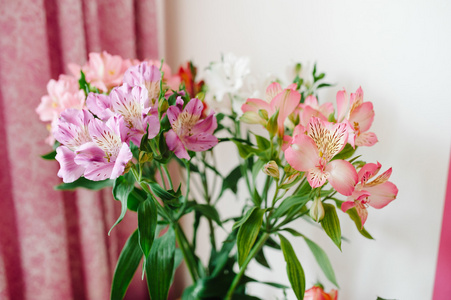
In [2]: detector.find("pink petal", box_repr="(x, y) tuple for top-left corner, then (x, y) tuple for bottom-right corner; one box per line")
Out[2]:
(166, 105), (182, 126)
(341, 200), (356, 212)
(366, 167), (392, 187)
(184, 98), (203, 119)
(357, 162), (382, 183)
(241, 98), (272, 114)
(349, 102), (374, 132)
(307, 167), (328, 188)
(55, 146), (85, 183)
(319, 102), (334, 118)
(144, 114), (160, 139)
(355, 131), (378, 147)
(285, 134), (319, 172)
(165, 130), (189, 159)
(184, 133), (218, 152)
(300, 106), (328, 127)
(366, 181), (398, 209)
(192, 113), (217, 135)
(355, 201), (368, 228)
(336, 89), (349, 122)
(86, 93), (114, 121)
(326, 159), (358, 196)
(265, 82), (282, 102)
(110, 143), (133, 179)
(272, 89), (301, 136)
(304, 95), (319, 108)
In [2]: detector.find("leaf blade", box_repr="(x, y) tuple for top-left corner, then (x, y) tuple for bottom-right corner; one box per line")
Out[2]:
(278, 234), (305, 300)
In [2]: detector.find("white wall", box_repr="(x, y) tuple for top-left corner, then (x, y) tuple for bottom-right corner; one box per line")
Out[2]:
(162, 1), (451, 299)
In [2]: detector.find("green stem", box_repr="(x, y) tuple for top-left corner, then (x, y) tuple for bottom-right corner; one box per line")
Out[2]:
(162, 164), (174, 190)
(225, 232), (270, 300)
(174, 223), (199, 282)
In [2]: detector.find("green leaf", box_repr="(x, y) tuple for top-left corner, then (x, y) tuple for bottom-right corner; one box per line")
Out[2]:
(303, 236), (339, 287)
(146, 227), (176, 300)
(218, 165), (242, 199)
(110, 230), (143, 300)
(237, 208), (266, 266)
(232, 139), (259, 159)
(41, 150), (56, 160)
(332, 144), (357, 161)
(138, 196), (157, 258)
(271, 195), (310, 219)
(346, 207), (374, 239)
(255, 248), (271, 269)
(321, 203), (342, 250)
(55, 177), (114, 191)
(232, 207), (257, 230)
(191, 204), (222, 226)
(109, 173), (135, 235)
(376, 297), (397, 300)
(145, 180), (181, 207)
(278, 234), (305, 300)
(254, 133), (271, 150)
(317, 83), (333, 89)
(127, 187), (147, 212)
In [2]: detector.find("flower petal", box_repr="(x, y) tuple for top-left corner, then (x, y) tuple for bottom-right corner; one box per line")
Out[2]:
(326, 159), (358, 196)
(349, 102), (374, 132)
(307, 167), (328, 188)
(336, 89), (349, 121)
(285, 134), (319, 172)
(165, 130), (189, 159)
(366, 181), (398, 209)
(110, 143), (133, 179)
(357, 162), (381, 183)
(184, 133), (218, 152)
(341, 200), (356, 212)
(55, 146), (85, 183)
(355, 131), (378, 147)
(265, 82), (282, 102)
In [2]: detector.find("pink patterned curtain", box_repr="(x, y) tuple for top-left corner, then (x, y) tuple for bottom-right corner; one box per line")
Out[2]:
(0, 0), (158, 299)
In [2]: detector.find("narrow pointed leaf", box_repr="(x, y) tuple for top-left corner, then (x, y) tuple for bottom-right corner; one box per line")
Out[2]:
(109, 173), (135, 235)
(138, 196), (157, 258)
(271, 195), (309, 219)
(55, 177), (114, 190)
(321, 203), (342, 250)
(110, 230), (142, 300)
(347, 207), (374, 239)
(146, 227), (176, 300)
(278, 234), (305, 300)
(237, 208), (266, 266)
(41, 150), (57, 160)
(303, 235), (339, 287)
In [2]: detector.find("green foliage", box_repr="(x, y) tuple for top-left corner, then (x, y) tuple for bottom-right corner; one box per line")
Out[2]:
(110, 173), (135, 235)
(321, 204), (342, 250)
(55, 177), (114, 191)
(303, 236), (339, 287)
(271, 195), (310, 219)
(127, 187), (147, 212)
(218, 165), (242, 199)
(333, 144), (357, 161)
(110, 230), (142, 300)
(237, 208), (266, 266)
(138, 196), (158, 258)
(146, 227), (176, 300)
(279, 234), (305, 300)
(347, 207), (374, 239)
(41, 150), (56, 160)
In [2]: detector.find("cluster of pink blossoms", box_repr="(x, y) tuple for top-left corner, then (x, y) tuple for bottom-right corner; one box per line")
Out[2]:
(38, 52), (217, 183)
(242, 83), (398, 226)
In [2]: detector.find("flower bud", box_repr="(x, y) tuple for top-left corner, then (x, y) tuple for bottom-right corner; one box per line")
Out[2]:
(258, 109), (269, 121)
(310, 197), (325, 222)
(262, 160), (279, 179)
(139, 151), (153, 164)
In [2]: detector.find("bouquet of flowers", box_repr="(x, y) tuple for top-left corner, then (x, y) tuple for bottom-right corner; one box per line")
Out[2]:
(37, 51), (398, 300)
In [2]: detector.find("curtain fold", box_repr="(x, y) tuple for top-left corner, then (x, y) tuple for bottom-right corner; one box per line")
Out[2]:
(0, 0), (159, 299)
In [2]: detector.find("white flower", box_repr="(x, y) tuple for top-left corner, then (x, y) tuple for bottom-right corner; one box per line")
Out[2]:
(204, 53), (250, 102)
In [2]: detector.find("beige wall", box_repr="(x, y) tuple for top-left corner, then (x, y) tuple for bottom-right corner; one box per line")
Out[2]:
(160, 1), (451, 299)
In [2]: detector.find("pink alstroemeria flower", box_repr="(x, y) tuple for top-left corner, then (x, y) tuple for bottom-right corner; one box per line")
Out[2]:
(86, 93), (115, 121)
(336, 87), (378, 147)
(74, 116), (133, 181)
(54, 109), (93, 183)
(109, 85), (160, 145)
(123, 62), (162, 106)
(341, 162), (398, 227)
(285, 117), (358, 196)
(165, 97), (218, 159)
(304, 286), (338, 300)
(299, 95), (334, 127)
(241, 82), (300, 136)
(69, 51), (132, 92)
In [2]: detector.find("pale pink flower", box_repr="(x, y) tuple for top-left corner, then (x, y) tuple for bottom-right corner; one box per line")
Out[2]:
(36, 75), (85, 122)
(165, 97), (218, 159)
(74, 116), (133, 181)
(69, 51), (132, 92)
(241, 82), (300, 136)
(85, 93), (115, 121)
(341, 162), (398, 227)
(336, 87), (378, 147)
(285, 117), (358, 195)
(299, 95), (334, 127)
(54, 109), (93, 183)
(304, 286), (338, 300)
